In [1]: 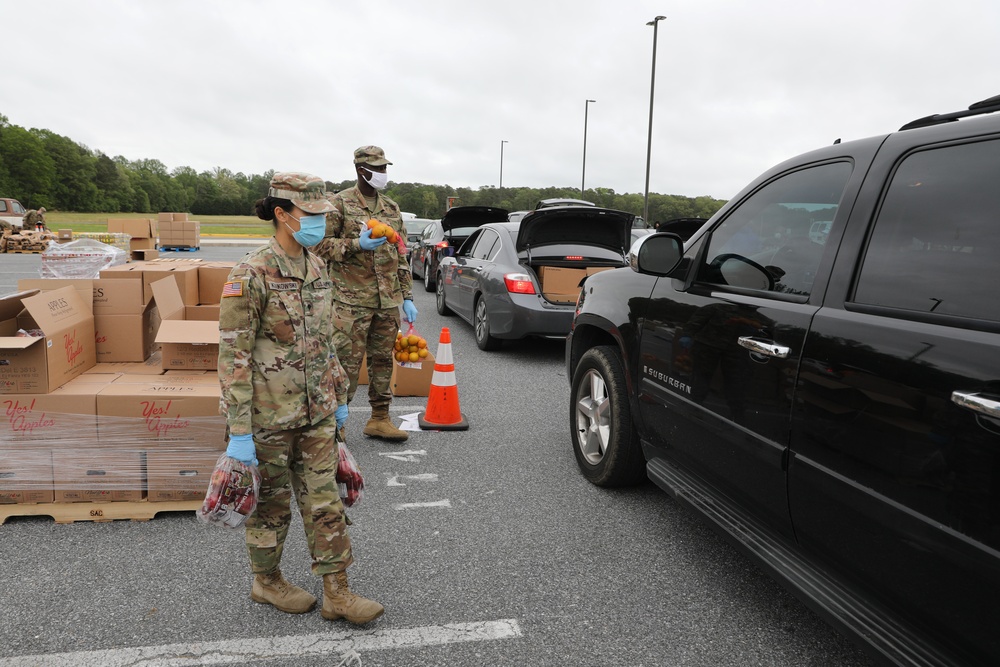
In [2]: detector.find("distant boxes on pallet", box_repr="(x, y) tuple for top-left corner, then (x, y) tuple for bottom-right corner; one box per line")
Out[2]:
(159, 219), (200, 248)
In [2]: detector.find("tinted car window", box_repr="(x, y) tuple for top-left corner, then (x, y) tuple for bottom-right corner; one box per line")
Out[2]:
(698, 161), (852, 297)
(471, 229), (500, 261)
(854, 139), (1000, 322)
(0, 201), (7, 213)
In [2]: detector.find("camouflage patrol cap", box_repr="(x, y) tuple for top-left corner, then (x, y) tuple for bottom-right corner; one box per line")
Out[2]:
(353, 145), (393, 166)
(268, 172), (335, 214)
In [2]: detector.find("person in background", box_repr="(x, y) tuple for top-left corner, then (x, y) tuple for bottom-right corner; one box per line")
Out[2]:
(23, 207), (47, 231)
(317, 145), (416, 442)
(217, 172), (383, 625)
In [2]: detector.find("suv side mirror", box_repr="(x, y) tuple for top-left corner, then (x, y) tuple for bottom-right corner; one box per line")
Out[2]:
(631, 233), (683, 276)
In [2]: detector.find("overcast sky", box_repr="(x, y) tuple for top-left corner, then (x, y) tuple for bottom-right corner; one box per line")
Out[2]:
(3, 0), (997, 200)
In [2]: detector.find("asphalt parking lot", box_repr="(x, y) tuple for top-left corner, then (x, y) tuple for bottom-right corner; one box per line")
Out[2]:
(0, 243), (877, 666)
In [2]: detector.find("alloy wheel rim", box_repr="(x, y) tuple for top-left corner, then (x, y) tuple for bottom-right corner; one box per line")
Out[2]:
(475, 300), (488, 343)
(575, 368), (610, 464)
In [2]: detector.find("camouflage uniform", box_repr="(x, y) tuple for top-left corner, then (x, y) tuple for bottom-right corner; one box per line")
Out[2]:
(316, 148), (412, 412)
(22, 209), (45, 230)
(218, 222), (352, 575)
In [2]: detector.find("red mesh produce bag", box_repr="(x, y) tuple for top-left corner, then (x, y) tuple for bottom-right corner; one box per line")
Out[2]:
(197, 454), (262, 529)
(337, 439), (364, 508)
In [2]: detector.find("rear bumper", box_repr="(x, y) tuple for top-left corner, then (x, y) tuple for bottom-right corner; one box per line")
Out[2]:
(487, 292), (575, 340)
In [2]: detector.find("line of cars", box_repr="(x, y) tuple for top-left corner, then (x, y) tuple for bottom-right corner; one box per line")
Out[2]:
(410, 200), (645, 351)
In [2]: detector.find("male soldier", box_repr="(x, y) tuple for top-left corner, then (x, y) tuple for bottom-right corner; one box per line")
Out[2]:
(23, 207), (47, 231)
(317, 146), (417, 442)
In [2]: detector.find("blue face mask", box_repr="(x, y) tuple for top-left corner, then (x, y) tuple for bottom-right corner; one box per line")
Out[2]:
(285, 212), (327, 247)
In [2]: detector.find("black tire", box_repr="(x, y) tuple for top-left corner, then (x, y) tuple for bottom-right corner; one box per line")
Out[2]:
(435, 271), (453, 316)
(569, 345), (646, 486)
(474, 296), (502, 351)
(423, 260), (435, 291)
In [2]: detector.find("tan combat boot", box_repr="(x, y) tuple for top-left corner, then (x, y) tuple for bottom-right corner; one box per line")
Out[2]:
(321, 570), (385, 624)
(363, 407), (408, 441)
(251, 569), (317, 614)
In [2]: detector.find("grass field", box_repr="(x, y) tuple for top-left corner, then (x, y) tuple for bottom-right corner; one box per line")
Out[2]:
(43, 212), (271, 237)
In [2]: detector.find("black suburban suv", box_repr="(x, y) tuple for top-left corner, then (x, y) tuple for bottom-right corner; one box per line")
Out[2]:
(566, 94), (1000, 666)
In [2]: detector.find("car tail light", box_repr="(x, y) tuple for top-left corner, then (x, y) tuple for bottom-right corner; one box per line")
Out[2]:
(565, 255), (584, 260)
(435, 241), (449, 249)
(504, 273), (536, 294)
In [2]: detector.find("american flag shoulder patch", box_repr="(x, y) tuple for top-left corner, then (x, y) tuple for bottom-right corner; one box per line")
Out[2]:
(222, 280), (244, 298)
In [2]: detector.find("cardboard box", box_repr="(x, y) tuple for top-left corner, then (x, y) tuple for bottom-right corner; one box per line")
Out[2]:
(95, 382), (227, 447)
(17, 279), (95, 310)
(172, 212), (189, 222)
(198, 264), (236, 305)
(540, 267), (587, 295)
(146, 449), (220, 502)
(586, 267), (614, 276)
(108, 218), (154, 239)
(130, 237), (156, 251)
(22, 278), (160, 363)
(0, 383), (99, 446)
(0, 450), (54, 504)
(84, 351), (165, 376)
(113, 372), (218, 386)
(142, 264), (200, 306)
(392, 350), (435, 397)
(158, 213), (174, 223)
(53, 449), (143, 502)
(132, 248), (159, 262)
(0, 287), (96, 394)
(151, 276), (219, 370)
(58, 229), (73, 241)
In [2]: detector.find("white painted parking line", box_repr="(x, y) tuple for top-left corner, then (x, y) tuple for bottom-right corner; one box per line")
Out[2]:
(394, 499), (452, 510)
(378, 449), (426, 462)
(387, 473), (439, 487)
(0, 618), (522, 667)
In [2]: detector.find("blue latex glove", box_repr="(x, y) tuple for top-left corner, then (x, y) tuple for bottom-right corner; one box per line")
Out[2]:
(335, 403), (349, 429)
(402, 299), (418, 323)
(359, 226), (388, 251)
(226, 433), (258, 467)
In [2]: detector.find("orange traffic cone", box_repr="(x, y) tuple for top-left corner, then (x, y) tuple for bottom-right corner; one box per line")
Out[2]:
(418, 327), (469, 431)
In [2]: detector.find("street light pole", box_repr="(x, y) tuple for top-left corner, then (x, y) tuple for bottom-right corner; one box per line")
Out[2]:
(643, 15), (666, 226)
(499, 140), (508, 201)
(582, 99), (596, 194)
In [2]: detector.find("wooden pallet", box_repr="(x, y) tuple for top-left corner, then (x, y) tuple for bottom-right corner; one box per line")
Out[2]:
(4, 248), (45, 254)
(0, 499), (201, 525)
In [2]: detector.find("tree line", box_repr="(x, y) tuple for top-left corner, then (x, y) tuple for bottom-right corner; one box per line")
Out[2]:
(0, 114), (726, 222)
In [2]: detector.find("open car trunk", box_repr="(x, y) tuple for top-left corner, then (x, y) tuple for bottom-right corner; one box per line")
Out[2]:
(516, 206), (635, 304)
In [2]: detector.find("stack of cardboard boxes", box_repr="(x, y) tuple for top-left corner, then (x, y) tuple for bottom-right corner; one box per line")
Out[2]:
(0, 259), (236, 509)
(157, 213), (201, 250)
(107, 218), (159, 261)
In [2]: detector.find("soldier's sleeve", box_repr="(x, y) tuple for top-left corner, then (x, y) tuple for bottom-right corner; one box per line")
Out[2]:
(217, 266), (263, 436)
(315, 195), (362, 263)
(333, 352), (349, 407)
(388, 205), (414, 300)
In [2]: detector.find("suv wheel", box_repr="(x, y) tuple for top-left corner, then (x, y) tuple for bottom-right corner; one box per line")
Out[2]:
(474, 296), (502, 351)
(570, 345), (645, 486)
(423, 260), (435, 291)
(435, 272), (453, 316)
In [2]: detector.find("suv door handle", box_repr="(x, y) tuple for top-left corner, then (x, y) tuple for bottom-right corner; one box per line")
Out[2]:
(738, 336), (790, 359)
(952, 391), (1000, 418)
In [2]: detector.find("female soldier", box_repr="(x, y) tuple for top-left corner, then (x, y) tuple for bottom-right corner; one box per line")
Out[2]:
(218, 172), (383, 625)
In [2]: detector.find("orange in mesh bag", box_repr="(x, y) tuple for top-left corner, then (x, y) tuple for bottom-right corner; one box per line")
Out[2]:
(197, 454), (262, 528)
(393, 323), (429, 363)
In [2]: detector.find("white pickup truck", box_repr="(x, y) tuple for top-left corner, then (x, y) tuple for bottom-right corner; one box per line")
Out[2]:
(0, 197), (27, 229)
